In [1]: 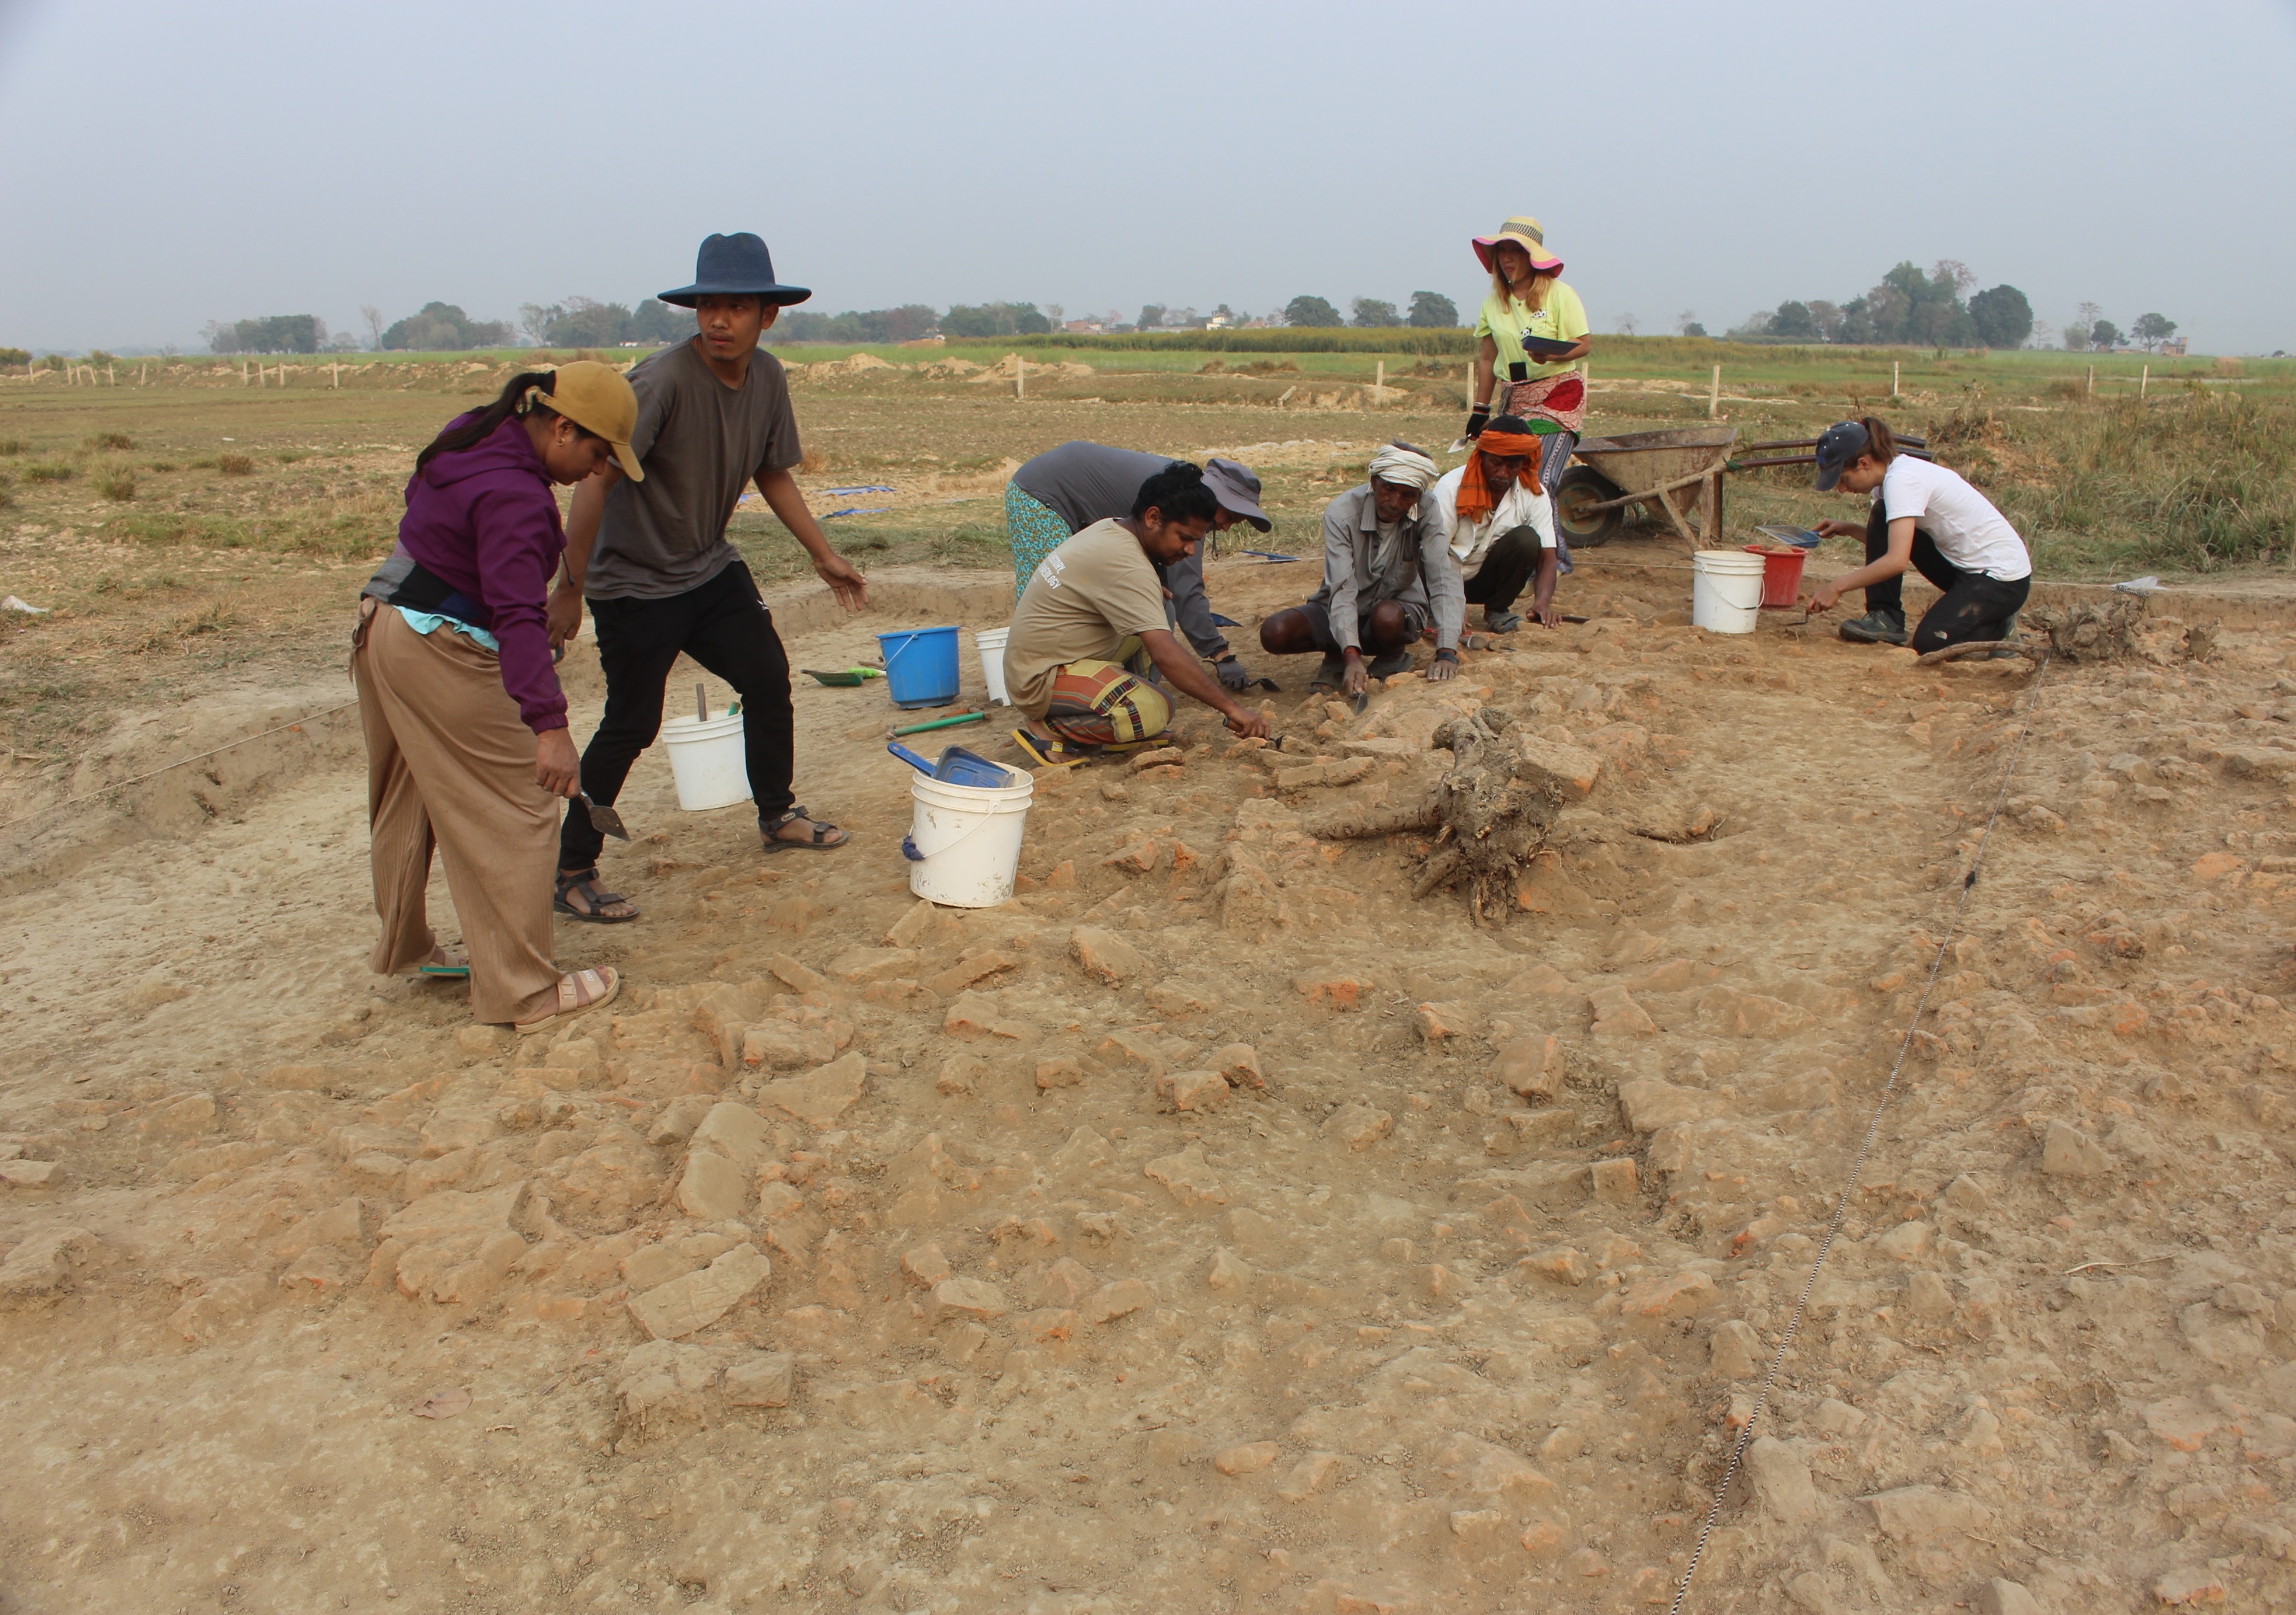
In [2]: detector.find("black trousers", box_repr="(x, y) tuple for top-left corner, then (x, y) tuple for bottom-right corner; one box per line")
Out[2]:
(1462, 526), (1545, 611)
(1862, 505), (2031, 655)
(560, 558), (793, 869)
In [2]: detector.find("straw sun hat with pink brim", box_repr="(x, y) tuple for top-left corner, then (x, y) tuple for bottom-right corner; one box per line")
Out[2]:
(1471, 217), (1564, 275)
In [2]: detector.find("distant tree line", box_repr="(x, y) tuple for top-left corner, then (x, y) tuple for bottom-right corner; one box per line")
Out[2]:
(773, 304), (939, 344)
(2061, 303), (2179, 353)
(381, 303), (515, 351)
(772, 302), (1053, 342)
(205, 313), (332, 353)
(1281, 292), (1459, 330)
(516, 297), (684, 349)
(1731, 262), (2036, 349)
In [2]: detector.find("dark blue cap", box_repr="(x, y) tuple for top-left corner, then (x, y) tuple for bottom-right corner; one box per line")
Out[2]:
(1813, 420), (1870, 490)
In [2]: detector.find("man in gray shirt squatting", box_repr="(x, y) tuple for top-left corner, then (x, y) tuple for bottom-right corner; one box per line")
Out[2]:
(545, 231), (871, 923)
(1005, 442), (1274, 691)
(1257, 442), (1464, 697)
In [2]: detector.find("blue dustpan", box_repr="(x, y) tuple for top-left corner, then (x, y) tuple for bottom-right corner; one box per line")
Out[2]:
(886, 741), (1014, 789)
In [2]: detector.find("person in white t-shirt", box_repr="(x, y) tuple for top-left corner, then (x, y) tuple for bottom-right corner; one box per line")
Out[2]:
(1802, 416), (2032, 654)
(1427, 417), (1567, 632)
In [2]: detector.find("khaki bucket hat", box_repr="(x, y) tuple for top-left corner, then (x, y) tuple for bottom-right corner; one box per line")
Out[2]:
(1472, 216), (1565, 275)
(541, 360), (644, 481)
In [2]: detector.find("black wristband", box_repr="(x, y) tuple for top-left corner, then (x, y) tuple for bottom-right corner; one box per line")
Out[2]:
(1435, 647), (1461, 663)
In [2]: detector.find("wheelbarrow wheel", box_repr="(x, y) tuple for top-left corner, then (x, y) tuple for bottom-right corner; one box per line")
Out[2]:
(1553, 464), (1624, 548)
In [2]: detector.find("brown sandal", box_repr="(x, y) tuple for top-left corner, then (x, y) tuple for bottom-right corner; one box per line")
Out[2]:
(761, 805), (849, 853)
(513, 966), (621, 1033)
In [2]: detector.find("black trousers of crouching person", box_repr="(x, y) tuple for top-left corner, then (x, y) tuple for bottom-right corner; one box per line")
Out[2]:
(560, 558), (794, 870)
(1861, 504), (2031, 655)
(1461, 526), (1545, 612)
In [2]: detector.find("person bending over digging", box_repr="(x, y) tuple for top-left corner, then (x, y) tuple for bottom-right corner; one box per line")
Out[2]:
(355, 363), (640, 1029)
(1802, 417), (2032, 654)
(1429, 417), (1564, 631)
(1259, 442), (1466, 696)
(1004, 461), (1274, 767)
(1005, 442), (1274, 691)
(544, 232), (871, 923)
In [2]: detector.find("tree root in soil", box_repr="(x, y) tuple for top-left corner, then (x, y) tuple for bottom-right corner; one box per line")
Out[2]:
(1428, 707), (1565, 925)
(1310, 707), (1620, 921)
(1302, 800), (1440, 842)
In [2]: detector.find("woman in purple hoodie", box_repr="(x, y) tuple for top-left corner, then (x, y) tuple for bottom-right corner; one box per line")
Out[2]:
(355, 362), (642, 1029)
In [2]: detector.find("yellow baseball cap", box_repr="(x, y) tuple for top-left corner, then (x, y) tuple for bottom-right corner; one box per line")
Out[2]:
(542, 360), (644, 481)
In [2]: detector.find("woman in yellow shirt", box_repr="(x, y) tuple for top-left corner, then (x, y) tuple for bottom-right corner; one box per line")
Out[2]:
(1466, 216), (1593, 497)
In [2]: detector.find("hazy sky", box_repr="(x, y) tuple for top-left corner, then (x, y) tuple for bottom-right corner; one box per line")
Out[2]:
(4, 0), (2292, 355)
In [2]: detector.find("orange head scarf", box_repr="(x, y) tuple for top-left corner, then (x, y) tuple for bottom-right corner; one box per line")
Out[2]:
(1455, 428), (1544, 525)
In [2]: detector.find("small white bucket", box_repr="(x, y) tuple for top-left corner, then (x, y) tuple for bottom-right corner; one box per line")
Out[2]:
(1691, 549), (1767, 635)
(975, 626), (1012, 706)
(659, 712), (750, 811)
(904, 764), (1034, 908)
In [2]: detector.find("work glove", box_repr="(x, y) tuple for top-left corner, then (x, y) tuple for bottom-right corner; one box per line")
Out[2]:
(1464, 406), (1490, 440)
(1215, 656), (1252, 692)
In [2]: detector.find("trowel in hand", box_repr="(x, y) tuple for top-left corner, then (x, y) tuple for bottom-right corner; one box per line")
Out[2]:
(576, 792), (628, 840)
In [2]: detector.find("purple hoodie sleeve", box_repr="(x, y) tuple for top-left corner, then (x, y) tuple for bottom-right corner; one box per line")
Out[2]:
(465, 477), (569, 733)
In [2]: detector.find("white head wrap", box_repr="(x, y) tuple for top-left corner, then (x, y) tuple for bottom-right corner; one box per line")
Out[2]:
(1367, 442), (1439, 491)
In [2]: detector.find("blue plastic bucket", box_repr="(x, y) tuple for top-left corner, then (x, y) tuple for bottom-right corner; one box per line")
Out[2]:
(876, 626), (961, 709)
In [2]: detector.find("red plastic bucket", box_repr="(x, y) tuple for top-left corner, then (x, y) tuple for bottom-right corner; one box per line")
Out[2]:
(1743, 546), (1807, 609)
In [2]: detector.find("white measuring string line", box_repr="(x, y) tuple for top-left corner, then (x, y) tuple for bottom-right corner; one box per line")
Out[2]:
(1668, 647), (2054, 1615)
(13, 701), (360, 823)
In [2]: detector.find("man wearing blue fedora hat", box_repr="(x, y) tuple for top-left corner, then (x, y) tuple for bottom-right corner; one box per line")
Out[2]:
(547, 231), (871, 921)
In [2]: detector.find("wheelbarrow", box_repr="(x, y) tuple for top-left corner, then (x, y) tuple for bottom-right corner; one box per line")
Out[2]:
(1552, 426), (1737, 548)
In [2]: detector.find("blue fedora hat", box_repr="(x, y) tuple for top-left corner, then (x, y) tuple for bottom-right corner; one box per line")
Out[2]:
(658, 232), (811, 309)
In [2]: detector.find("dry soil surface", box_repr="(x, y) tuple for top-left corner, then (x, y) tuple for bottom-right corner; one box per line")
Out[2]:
(4, 557), (2296, 1615)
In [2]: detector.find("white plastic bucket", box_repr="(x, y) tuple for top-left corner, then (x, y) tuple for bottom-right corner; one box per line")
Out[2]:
(975, 626), (1012, 706)
(1691, 549), (1767, 634)
(904, 765), (1034, 908)
(659, 712), (750, 811)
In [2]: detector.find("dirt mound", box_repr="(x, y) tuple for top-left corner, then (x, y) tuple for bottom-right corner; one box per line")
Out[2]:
(965, 353), (1094, 382)
(2027, 592), (2149, 662)
(792, 352), (897, 382)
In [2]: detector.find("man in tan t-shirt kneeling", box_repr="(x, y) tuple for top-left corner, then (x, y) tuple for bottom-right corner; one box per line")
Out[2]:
(1004, 460), (1273, 767)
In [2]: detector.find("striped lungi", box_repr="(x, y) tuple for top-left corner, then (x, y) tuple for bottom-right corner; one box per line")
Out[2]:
(1039, 657), (1173, 748)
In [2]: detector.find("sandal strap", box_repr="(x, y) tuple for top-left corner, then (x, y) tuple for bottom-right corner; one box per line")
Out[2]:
(765, 806), (839, 844)
(557, 870), (626, 906)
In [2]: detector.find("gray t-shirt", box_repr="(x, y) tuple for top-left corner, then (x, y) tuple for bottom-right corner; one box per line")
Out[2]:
(585, 338), (802, 600)
(1011, 442), (1168, 534)
(1011, 441), (1230, 659)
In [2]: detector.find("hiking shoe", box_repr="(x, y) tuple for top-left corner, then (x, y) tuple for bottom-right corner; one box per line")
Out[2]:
(1483, 607), (1523, 634)
(1308, 651), (1345, 692)
(1838, 609), (1909, 646)
(1366, 649), (1413, 680)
